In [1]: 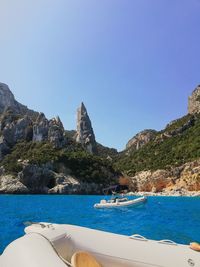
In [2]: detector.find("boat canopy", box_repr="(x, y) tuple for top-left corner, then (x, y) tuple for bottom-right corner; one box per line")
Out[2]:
(102, 185), (119, 195)
(102, 185), (128, 195)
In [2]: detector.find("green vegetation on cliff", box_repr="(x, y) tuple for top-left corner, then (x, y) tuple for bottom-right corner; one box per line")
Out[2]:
(2, 114), (200, 181)
(1, 141), (117, 184)
(116, 114), (200, 175)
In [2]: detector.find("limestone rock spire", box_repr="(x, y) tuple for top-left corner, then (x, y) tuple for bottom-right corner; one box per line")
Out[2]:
(76, 102), (96, 154)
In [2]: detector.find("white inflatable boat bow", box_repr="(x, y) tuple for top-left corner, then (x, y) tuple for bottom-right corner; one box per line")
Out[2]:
(0, 222), (200, 267)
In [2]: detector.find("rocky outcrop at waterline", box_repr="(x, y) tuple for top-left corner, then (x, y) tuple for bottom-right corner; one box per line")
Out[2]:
(128, 160), (200, 195)
(0, 162), (106, 194)
(126, 129), (157, 151)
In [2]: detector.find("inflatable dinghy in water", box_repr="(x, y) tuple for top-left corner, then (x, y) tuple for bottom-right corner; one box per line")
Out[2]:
(1, 222), (200, 267)
(94, 196), (147, 208)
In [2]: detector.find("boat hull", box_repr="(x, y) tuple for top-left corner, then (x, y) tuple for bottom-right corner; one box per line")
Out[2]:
(1, 223), (200, 267)
(94, 196), (147, 208)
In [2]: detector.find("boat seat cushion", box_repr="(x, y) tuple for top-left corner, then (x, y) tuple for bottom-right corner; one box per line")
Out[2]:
(71, 251), (102, 267)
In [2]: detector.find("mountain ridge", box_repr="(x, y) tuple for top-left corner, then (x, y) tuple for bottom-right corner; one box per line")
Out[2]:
(0, 82), (200, 195)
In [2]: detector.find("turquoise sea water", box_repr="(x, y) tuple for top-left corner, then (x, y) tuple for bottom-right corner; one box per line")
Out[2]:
(0, 195), (200, 254)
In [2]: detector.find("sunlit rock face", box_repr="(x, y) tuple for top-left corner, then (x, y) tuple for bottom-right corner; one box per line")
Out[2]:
(0, 83), (67, 159)
(32, 113), (49, 142)
(188, 85), (200, 114)
(0, 107), (33, 149)
(33, 114), (65, 148)
(76, 102), (96, 154)
(0, 83), (16, 112)
(126, 129), (157, 150)
(48, 116), (65, 148)
(0, 82), (38, 118)
(129, 160), (200, 194)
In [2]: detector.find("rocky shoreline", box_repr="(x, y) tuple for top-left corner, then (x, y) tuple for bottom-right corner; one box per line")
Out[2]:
(127, 160), (200, 196)
(128, 191), (200, 197)
(0, 166), (105, 195)
(1, 159), (200, 196)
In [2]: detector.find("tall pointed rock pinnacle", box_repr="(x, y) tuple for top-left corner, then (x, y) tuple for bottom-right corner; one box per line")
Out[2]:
(76, 102), (96, 154)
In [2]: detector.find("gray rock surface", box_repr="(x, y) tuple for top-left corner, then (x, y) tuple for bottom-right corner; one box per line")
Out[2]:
(0, 82), (38, 118)
(0, 108), (33, 153)
(76, 102), (96, 153)
(48, 116), (65, 148)
(188, 85), (200, 114)
(49, 174), (103, 194)
(126, 129), (157, 150)
(129, 160), (200, 193)
(0, 162), (104, 194)
(18, 163), (54, 193)
(0, 83), (16, 112)
(33, 114), (65, 147)
(0, 174), (29, 194)
(2, 116), (33, 146)
(33, 113), (49, 142)
(0, 136), (10, 161)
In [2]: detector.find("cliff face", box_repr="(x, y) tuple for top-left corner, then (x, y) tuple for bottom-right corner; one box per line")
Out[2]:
(33, 114), (65, 148)
(188, 85), (200, 114)
(129, 160), (200, 195)
(126, 129), (157, 151)
(0, 82), (38, 118)
(115, 84), (200, 195)
(76, 102), (96, 154)
(1, 81), (200, 195)
(0, 164), (105, 194)
(125, 85), (200, 151)
(0, 83), (119, 194)
(0, 83), (17, 112)
(0, 84), (66, 160)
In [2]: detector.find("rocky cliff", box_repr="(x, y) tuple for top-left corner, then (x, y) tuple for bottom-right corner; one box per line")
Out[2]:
(188, 85), (200, 114)
(33, 114), (65, 148)
(1, 82), (200, 195)
(128, 160), (200, 195)
(126, 85), (200, 151)
(0, 163), (106, 194)
(126, 129), (157, 151)
(0, 82), (38, 118)
(76, 102), (97, 154)
(0, 83), (119, 194)
(0, 83), (68, 160)
(115, 84), (200, 195)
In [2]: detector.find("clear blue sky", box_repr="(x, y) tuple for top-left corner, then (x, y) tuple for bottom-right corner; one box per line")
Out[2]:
(0, 0), (200, 151)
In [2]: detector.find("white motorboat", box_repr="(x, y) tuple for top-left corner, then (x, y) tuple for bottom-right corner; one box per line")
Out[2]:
(94, 196), (147, 208)
(1, 222), (199, 267)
